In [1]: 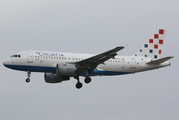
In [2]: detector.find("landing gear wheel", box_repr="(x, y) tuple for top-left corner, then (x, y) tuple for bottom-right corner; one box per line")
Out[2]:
(76, 82), (83, 89)
(84, 77), (91, 84)
(26, 71), (31, 83)
(26, 78), (30, 83)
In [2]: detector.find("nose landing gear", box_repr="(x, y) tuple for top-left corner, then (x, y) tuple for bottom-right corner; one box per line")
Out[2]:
(26, 71), (31, 83)
(26, 78), (30, 83)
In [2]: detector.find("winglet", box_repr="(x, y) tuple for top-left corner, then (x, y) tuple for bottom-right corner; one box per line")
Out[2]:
(147, 56), (174, 64)
(124, 44), (129, 49)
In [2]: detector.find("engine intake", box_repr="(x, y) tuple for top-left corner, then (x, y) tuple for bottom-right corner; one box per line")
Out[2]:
(44, 73), (70, 83)
(56, 63), (77, 76)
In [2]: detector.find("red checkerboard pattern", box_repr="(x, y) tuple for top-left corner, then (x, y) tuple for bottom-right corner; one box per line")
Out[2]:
(159, 40), (163, 44)
(135, 29), (166, 59)
(154, 34), (159, 39)
(149, 39), (153, 43)
(154, 44), (158, 49)
(159, 50), (162, 54)
(159, 29), (164, 34)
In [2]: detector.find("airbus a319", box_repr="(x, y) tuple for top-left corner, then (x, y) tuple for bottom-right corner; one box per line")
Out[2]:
(3, 29), (173, 89)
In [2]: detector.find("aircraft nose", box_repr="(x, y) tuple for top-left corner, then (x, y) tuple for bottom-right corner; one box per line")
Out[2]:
(3, 59), (9, 67)
(3, 61), (6, 66)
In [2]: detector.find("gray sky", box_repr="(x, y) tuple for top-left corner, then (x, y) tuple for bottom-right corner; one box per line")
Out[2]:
(0, 0), (178, 120)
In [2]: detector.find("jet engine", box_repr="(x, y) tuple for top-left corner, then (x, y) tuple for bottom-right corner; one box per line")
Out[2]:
(56, 63), (77, 76)
(44, 73), (70, 83)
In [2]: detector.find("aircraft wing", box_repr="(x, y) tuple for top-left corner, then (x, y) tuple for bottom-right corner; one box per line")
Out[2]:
(75, 46), (124, 72)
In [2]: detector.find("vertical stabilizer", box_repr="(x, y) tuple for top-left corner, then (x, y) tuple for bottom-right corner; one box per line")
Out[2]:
(134, 29), (166, 59)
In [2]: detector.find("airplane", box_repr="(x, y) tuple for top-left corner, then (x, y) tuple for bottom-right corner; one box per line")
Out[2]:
(3, 29), (173, 89)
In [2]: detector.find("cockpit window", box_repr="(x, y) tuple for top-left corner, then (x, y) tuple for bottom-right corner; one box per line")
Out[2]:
(10, 54), (21, 58)
(10, 55), (15, 58)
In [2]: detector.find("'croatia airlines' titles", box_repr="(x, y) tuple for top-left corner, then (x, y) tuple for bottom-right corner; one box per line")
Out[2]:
(36, 52), (65, 57)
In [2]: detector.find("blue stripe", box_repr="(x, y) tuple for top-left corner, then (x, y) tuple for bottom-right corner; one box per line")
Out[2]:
(4, 65), (56, 73)
(4, 64), (131, 76)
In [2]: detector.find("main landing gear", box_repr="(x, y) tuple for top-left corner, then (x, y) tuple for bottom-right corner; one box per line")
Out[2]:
(26, 71), (31, 83)
(84, 76), (91, 84)
(74, 76), (92, 89)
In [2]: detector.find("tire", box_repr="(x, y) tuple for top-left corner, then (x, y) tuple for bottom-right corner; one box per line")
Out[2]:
(76, 82), (82, 89)
(84, 77), (91, 84)
(26, 78), (30, 83)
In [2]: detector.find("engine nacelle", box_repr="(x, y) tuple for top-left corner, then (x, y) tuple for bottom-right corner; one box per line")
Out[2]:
(56, 63), (77, 76)
(44, 73), (70, 83)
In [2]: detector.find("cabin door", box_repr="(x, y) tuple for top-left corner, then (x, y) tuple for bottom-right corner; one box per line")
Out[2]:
(27, 52), (33, 63)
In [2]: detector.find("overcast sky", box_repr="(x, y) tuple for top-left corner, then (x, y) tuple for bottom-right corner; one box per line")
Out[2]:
(0, 0), (178, 120)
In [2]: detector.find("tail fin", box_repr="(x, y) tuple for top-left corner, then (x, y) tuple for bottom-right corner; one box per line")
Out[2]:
(134, 29), (166, 59)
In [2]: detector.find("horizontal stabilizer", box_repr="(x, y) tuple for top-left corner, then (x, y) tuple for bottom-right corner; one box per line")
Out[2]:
(147, 56), (174, 64)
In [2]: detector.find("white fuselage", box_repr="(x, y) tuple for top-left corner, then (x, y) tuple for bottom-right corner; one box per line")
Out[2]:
(3, 51), (170, 76)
